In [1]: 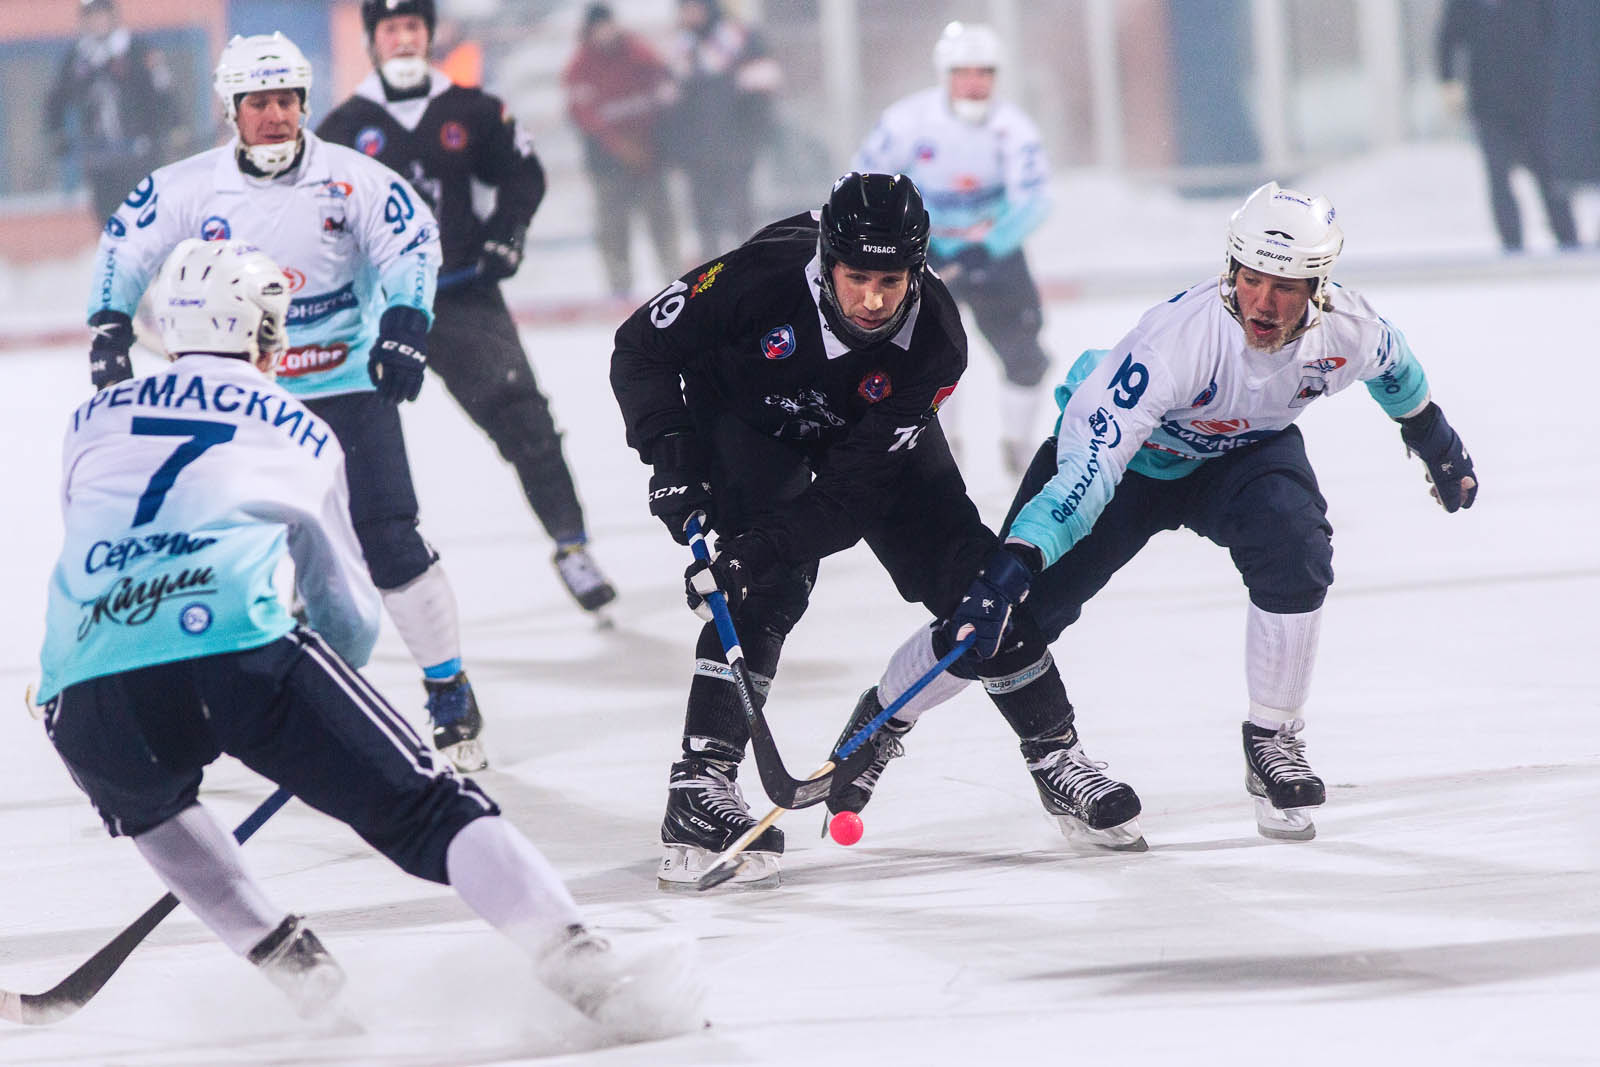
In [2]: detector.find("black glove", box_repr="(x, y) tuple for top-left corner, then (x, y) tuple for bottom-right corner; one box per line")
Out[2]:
(88, 309), (135, 391)
(368, 305), (429, 405)
(947, 542), (1042, 659)
(685, 530), (780, 619)
(1398, 402), (1478, 513)
(478, 222), (526, 281)
(648, 433), (715, 545)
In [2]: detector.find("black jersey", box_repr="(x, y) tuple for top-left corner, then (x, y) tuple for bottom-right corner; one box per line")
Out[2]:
(612, 213), (968, 563)
(318, 71), (545, 273)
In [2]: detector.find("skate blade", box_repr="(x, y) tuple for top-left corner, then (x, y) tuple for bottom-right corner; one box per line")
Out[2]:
(1047, 812), (1149, 852)
(1253, 795), (1317, 841)
(658, 845), (780, 891)
(582, 938), (710, 1045)
(439, 737), (488, 773)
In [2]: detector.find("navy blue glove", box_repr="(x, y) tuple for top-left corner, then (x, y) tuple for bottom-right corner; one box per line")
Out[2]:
(1399, 402), (1478, 513)
(478, 223), (526, 281)
(685, 531), (779, 620)
(649, 433), (715, 545)
(88, 309), (135, 391)
(948, 543), (1042, 659)
(369, 306), (429, 405)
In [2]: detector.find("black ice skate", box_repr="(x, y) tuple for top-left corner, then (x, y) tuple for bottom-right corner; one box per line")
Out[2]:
(1021, 730), (1147, 851)
(1242, 719), (1325, 841)
(553, 542), (617, 619)
(424, 671), (487, 772)
(248, 915), (346, 1018)
(659, 756), (783, 890)
(825, 687), (914, 818)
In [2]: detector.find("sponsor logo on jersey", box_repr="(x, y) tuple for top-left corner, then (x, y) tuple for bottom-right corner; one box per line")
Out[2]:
(287, 283), (359, 325)
(85, 531), (218, 575)
(861, 243), (897, 254)
(104, 216), (126, 239)
(762, 324), (796, 360)
(1289, 375), (1327, 408)
(179, 602), (213, 635)
(930, 383), (957, 412)
(282, 268), (307, 292)
(1048, 407), (1122, 524)
(201, 216), (231, 241)
(1190, 380), (1217, 406)
(278, 342), (350, 376)
(691, 261), (725, 297)
(355, 127), (386, 156)
(320, 180), (353, 198)
(440, 121), (469, 151)
(857, 370), (893, 403)
(913, 139), (936, 162)
(1156, 419), (1273, 454)
(1302, 356), (1345, 373)
(76, 566), (217, 640)
(1190, 418), (1249, 435)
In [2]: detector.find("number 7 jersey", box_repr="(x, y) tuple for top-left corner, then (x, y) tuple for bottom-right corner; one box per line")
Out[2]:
(36, 355), (380, 702)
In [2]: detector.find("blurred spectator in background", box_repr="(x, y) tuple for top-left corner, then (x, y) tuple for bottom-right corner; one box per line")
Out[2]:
(563, 2), (682, 298)
(854, 22), (1053, 476)
(665, 0), (782, 259)
(45, 0), (181, 224)
(1438, 0), (1578, 252)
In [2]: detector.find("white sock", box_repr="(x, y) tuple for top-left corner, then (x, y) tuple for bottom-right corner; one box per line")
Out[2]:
(381, 562), (462, 673)
(133, 804), (286, 957)
(879, 623), (972, 724)
(445, 816), (584, 960)
(997, 381), (1042, 449)
(1245, 602), (1321, 728)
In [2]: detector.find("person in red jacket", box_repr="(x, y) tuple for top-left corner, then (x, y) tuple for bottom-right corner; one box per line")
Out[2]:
(563, 3), (682, 298)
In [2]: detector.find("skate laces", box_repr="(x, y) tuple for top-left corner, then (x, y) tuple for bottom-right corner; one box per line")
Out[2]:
(1251, 719), (1315, 780)
(425, 676), (472, 726)
(671, 762), (753, 823)
(1029, 745), (1124, 806)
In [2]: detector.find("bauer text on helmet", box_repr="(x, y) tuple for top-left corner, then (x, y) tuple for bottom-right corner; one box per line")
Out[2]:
(155, 239), (291, 372)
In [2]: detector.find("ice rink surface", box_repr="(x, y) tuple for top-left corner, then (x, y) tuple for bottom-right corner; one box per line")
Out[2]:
(0, 146), (1597, 1065)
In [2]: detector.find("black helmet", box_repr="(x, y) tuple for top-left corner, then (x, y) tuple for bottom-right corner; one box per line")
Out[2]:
(817, 172), (929, 347)
(361, 0), (436, 37)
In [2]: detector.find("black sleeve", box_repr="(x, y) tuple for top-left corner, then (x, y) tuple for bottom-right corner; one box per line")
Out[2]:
(474, 94), (545, 235)
(1437, 1), (1467, 79)
(315, 101), (356, 146)
(610, 269), (730, 461)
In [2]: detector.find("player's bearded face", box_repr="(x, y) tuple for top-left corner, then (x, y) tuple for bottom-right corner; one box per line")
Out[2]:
(236, 90), (303, 146)
(830, 264), (910, 333)
(1233, 266), (1313, 353)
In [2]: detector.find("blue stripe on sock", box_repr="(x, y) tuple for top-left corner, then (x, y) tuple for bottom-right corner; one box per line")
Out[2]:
(423, 658), (462, 680)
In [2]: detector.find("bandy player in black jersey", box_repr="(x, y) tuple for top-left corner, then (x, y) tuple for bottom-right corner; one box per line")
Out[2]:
(319, 0), (617, 629)
(612, 173), (1128, 889)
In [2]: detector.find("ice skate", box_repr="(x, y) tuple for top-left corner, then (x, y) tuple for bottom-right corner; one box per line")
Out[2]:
(248, 915), (346, 1018)
(1243, 719), (1325, 841)
(424, 671), (487, 772)
(824, 687), (914, 824)
(1021, 730), (1147, 851)
(537, 924), (707, 1043)
(554, 541), (617, 622)
(659, 756), (783, 890)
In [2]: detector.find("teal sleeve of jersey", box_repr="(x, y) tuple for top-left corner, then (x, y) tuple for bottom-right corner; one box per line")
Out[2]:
(981, 197), (1050, 259)
(1363, 322), (1431, 417)
(379, 255), (435, 324)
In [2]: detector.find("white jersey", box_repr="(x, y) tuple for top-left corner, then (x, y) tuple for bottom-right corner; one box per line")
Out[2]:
(853, 86), (1050, 260)
(37, 355), (380, 701)
(89, 132), (440, 400)
(1009, 280), (1433, 568)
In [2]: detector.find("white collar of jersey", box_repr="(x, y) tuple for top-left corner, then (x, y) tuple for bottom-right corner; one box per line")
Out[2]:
(354, 69), (452, 131)
(805, 251), (921, 360)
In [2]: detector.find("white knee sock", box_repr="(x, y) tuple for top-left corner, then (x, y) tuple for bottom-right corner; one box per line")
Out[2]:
(445, 816), (584, 959)
(381, 562), (462, 674)
(879, 623), (973, 723)
(1245, 603), (1322, 728)
(133, 804), (286, 957)
(997, 381), (1042, 447)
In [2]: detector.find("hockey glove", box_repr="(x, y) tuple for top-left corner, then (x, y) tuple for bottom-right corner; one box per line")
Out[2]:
(1398, 402), (1478, 513)
(478, 223), (527, 281)
(369, 305), (429, 405)
(685, 530), (780, 620)
(947, 542), (1043, 659)
(88, 309), (135, 391)
(648, 433), (715, 545)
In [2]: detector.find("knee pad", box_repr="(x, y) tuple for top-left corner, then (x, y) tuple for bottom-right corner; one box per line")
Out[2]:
(738, 564), (815, 637)
(1243, 517), (1332, 615)
(357, 518), (438, 590)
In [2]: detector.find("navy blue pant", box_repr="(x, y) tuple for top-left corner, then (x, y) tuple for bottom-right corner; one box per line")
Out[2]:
(1002, 424), (1335, 640)
(306, 391), (436, 590)
(43, 629), (496, 883)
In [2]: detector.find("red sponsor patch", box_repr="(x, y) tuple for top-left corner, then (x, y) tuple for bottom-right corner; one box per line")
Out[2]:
(930, 383), (958, 411)
(1190, 418), (1249, 434)
(278, 343), (349, 377)
(282, 268), (307, 292)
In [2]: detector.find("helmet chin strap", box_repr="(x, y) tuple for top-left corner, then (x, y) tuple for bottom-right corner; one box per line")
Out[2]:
(381, 55), (429, 90)
(239, 134), (303, 178)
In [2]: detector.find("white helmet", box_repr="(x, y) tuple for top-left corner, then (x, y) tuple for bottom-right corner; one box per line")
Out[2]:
(1224, 181), (1343, 305)
(214, 33), (313, 175)
(155, 238), (290, 370)
(934, 22), (1002, 124)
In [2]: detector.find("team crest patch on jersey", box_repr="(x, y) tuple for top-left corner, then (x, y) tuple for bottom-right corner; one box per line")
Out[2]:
(691, 261), (725, 297)
(440, 121), (469, 151)
(200, 216), (231, 241)
(320, 180), (353, 199)
(857, 370), (893, 403)
(762, 324), (796, 360)
(1190, 380), (1217, 406)
(356, 127), (386, 156)
(1190, 418), (1249, 434)
(283, 268), (307, 292)
(179, 603), (213, 635)
(914, 139), (937, 162)
(1302, 357), (1345, 373)
(278, 343), (350, 377)
(930, 383), (958, 412)
(1289, 375), (1327, 408)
